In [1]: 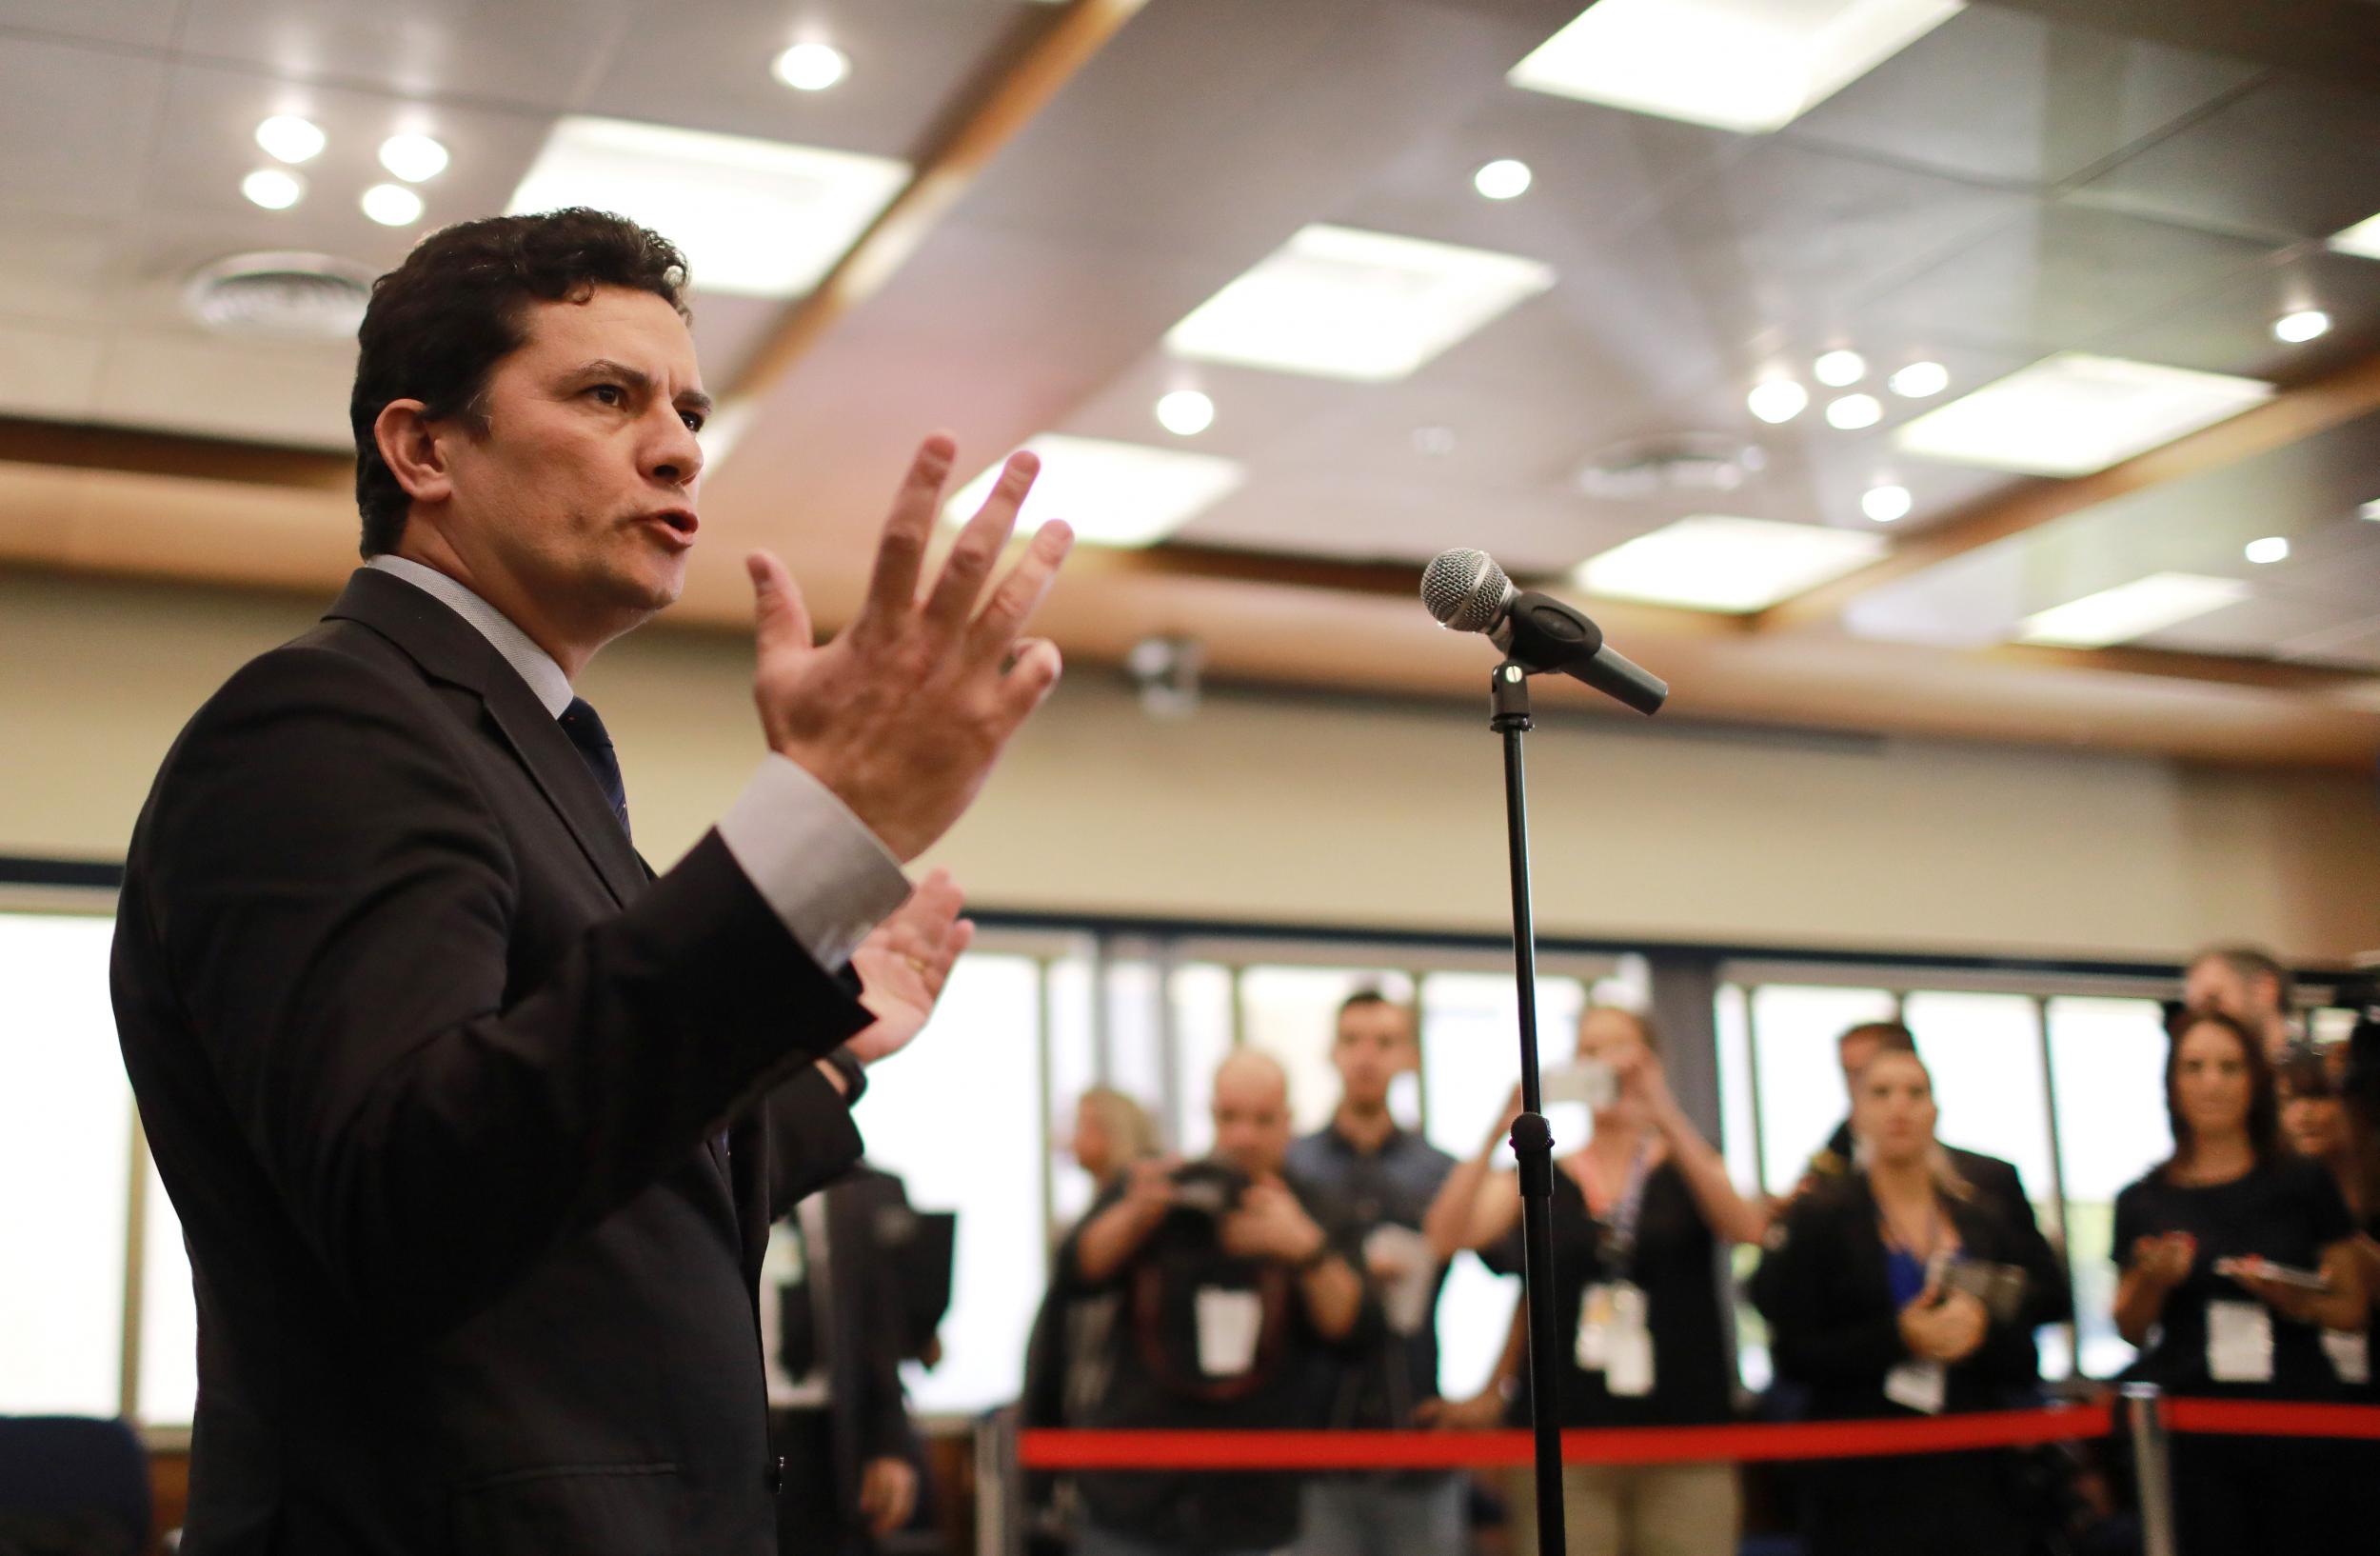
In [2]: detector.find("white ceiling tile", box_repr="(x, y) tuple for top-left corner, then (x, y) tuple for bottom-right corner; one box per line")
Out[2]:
(0, 0), (185, 50)
(177, 0), (632, 113)
(91, 327), (355, 448)
(0, 318), (109, 420)
(0, 32), (169, 219)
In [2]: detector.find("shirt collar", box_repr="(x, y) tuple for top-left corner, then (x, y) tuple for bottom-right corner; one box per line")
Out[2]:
(1323, 1116), (1408, 1157)
(366, 554), (574, 718)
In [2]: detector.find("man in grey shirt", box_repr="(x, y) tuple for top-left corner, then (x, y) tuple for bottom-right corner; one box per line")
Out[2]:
(1284, 991), (1462, 1556)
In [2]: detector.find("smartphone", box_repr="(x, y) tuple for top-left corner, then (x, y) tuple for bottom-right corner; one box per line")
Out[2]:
(2213, 1255), (2333, 1293)
(1540, 1059), (1616, 1110)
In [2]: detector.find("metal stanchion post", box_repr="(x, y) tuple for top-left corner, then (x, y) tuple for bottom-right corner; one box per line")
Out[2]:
(977, 1406), (1023, 1556)
(2122, 1385), (2177, 1556)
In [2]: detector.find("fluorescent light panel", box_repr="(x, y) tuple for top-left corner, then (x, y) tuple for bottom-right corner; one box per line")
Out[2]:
(2329, 211), (2380, 262)
(1574, 515), (1887, 612)
(1164, 224), (1554, 383)
(942, 434), (1244, 549)
(1893, 352), (2271, 477)
(507, 116), (907, 299)
(2014, 573), (2249, 648)
(1509, 0), (1965, 133)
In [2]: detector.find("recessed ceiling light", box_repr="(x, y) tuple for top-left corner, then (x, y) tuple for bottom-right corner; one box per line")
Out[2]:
(941, 434), (1244, 549)
(1474, 158), (1533, 200)
(773, 42), (849, 92)
(1573, 515), (1888, 613)
(1164, 223), (1554, 383)
(2245, 535), (2291, 565)
(241, 168), (305, 210)
(2362, 499), (2380, 521)
(1814, 349), (1865, 387)
(2273, 309), (2330, 343)
(2328, 211), (2380, 262)
(1509, 0), (1965, 133)
(361, 182), (425, 227)
(508, 116), (908, 299)
(1746, 380), (1808, 424)
(1826, 393), (1883, 429)
(1893, 352), (2272, 477)
(255, 115), (325, 165)
(1888, 361), (1949, 398)
(1154, 389), (1215, 437)
(1862, 484), (1913, 523)
(2014, 572), (2250, 648)
(379, 133), (448, 183)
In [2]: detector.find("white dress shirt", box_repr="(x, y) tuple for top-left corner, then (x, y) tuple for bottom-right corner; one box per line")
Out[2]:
(366, 554), (909, 969)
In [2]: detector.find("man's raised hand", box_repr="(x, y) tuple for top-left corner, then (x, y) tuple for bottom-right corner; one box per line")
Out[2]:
(746, 433), (1072, 861)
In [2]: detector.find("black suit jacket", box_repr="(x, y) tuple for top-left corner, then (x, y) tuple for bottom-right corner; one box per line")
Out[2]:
(110, 568), (881, 1556)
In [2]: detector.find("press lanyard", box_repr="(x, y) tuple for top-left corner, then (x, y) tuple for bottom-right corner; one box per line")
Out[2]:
(1593, 1144), (1656, 1280)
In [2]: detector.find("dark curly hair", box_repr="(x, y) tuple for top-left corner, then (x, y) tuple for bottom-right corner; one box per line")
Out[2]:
(349, 209), (691, 557)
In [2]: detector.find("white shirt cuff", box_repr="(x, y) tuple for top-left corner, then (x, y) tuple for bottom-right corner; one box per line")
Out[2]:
(717, 754), (911, 971)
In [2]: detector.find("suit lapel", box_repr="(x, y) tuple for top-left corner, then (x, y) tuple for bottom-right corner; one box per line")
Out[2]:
(323, 569), (646, 909)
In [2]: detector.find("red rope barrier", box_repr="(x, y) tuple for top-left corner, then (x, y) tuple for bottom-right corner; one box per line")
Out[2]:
(2165, 1398), (2380, 1441)
(1020, 1403), (2114, 1471)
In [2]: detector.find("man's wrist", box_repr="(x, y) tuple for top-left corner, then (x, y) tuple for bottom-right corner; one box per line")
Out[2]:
(1291, 1228), (1332, 1271)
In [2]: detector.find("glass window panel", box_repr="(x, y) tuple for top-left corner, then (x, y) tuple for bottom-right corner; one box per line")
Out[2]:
(1418, 971), (1585, 1163)
(1903, 992), (2057, 1214)
(137, 1156), (199, 1426)
(1168, 964), (1235, 1160)
(1102, 959), (1166, 1119)
(0, 911), (131, 1416)
(1749, 985), (1896, 1192)
(1045, 957), (1101, 1233)
(2047, 996), (2172, 1380)
(1238, 966), (1413, 1136)
(1715, 985), (1760, 1192)
(853, 954), (1042, 1413)
(1435, 1259), (1519, 1402)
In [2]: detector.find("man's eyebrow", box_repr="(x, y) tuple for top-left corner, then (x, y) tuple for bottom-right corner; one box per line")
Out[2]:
(570, 359), (712, 416)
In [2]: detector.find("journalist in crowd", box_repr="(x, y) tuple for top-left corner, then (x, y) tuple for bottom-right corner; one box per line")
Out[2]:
(1751, 1046), (2068, 1556)
(1426, 1006), (1766, 1556)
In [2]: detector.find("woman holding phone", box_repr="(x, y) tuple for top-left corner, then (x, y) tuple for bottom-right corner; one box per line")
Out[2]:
(1423, 1005), (1765, 1556)
(1750, 1047), (2067, 1556)
(2112, 1009), (2366, 1552)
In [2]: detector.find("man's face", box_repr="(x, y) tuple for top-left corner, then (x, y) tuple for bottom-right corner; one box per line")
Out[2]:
(1212, 1067), (1292, 1178)
(1838, 1034), (1880, 1096)
(1332, 1002), (1414, 1110)
(2184, 958), (2276, 1028)
(432, 286), (708, 648)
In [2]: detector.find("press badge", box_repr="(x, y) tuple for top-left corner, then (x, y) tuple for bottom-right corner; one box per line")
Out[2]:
(1883, 1359), (1947, 1415)
(1602, 1283), (1655, 1398)
(2324, 1328), (2370, 1386)
(1577, 1283), (1616, 1369)
(2207, 1300), (2275, 1384)
(1195, 1287), (1263, 1378)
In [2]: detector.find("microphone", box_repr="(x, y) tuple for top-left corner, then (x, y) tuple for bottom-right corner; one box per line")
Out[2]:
(1419, 549), (1669, 715)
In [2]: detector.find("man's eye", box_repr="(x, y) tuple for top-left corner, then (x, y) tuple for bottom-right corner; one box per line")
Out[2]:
(682, 411), (705, 433)
(590, 384), (625, 406)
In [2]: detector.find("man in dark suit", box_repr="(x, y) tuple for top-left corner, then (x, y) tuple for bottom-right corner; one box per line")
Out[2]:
(109, 209), (1073, 1555)
(765, 1164), (938, 1556)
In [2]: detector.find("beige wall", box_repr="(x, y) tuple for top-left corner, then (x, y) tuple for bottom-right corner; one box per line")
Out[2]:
(5, 567), (2377, 965)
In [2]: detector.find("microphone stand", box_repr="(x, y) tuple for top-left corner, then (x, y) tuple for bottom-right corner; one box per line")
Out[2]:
(1488, 659), (1567, 1556)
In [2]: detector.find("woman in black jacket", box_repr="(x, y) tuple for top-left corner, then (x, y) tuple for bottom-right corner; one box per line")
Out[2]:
(1751, 1047), (2068, 1556)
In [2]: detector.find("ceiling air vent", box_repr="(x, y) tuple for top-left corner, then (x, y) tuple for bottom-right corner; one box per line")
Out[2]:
(1576, 434), (1767, 502)
(183, 252), (377, 342)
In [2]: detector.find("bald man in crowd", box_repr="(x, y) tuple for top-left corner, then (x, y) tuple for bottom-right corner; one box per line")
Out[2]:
(2184, 943), (2297, 1060)
(1055, 1051), (1366, 1556)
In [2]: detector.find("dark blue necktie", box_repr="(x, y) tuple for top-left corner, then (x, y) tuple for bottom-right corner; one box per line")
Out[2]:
(557, 696), (630, 841)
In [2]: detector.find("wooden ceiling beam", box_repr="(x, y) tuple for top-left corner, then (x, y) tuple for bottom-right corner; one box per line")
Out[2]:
(718, 0), (1151, 416)
(0, 417), (350, 490)
(1754, 343), (2380, 633)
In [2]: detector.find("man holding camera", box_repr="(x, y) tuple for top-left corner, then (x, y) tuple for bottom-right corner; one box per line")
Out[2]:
(1058, 1051), (1365, 1556)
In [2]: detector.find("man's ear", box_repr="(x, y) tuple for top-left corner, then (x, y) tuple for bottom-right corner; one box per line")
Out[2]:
(374, 399), (455, 506)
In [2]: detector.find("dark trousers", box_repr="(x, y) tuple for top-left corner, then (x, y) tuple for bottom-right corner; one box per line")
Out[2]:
(2169, 1432), (2342, 1556)
(772, 1407), (863, 1556)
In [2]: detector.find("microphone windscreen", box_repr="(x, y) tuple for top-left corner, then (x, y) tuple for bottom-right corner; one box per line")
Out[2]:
(1420, 548), (1510, 632)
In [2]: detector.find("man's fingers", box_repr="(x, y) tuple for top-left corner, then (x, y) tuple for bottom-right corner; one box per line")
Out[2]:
(922, 450), (1039, 636)
(860, 434), (959, 629)
(746, 549), (812, 661)
(966, 519), (1074, 666)
(997, 638), (1064, 721)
